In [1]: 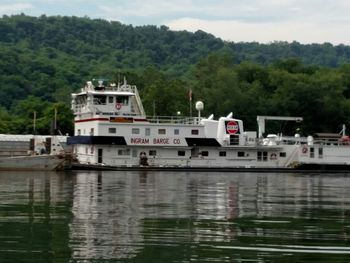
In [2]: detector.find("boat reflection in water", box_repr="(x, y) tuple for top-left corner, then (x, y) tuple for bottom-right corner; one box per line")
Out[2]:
(68, 171), (350, 262)
(1, 171), (350, 262)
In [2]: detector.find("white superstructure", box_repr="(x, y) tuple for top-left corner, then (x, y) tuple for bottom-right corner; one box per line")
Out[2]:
(68, 79), (350, 170)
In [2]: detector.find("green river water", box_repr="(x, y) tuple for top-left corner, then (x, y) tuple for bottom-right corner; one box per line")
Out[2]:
(0, 171), (350, 262)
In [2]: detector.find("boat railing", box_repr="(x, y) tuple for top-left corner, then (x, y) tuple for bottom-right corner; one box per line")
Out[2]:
(147, 116), (201, 125)
(313, 138), (350, 146)
(279, 136), (350, 146)
(279, 136), (308, 145)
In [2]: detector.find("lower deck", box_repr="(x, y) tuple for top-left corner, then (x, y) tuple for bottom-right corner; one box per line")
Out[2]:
(72, 143), (350, 169)
(73, 144), (298, 168)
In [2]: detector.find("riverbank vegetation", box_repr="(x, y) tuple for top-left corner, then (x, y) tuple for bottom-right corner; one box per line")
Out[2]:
(1, 14), (350, 135)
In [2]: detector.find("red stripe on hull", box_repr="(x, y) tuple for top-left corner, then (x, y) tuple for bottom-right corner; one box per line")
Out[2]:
(75, 118), (109, 123)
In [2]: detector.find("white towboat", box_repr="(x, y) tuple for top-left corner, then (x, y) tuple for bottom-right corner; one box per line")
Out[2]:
(0, 136), (70, 171)
(68, 79), (350, 172)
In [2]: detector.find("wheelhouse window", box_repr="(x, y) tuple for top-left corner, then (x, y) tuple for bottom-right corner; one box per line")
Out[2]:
(145, 128), (151, 136)
(116, 96), (129, 105)
(108, 96), (114, 103)
(279, 152), (286, 157)
(75, 95), (87, 105)
(132, 128), (140, 134)
(174, 129), (180, 135)
(93, 95), (106, 105)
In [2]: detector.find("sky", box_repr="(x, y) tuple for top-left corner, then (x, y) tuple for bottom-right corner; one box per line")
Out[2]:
(1, 0), (350, 45)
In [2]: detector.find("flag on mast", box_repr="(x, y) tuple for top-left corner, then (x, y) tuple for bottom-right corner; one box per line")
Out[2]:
(189, 89), (193, 101)
(188, 89), (193, 117)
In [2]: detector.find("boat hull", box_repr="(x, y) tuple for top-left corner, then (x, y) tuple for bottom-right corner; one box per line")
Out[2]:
(0, 155), (67, 171)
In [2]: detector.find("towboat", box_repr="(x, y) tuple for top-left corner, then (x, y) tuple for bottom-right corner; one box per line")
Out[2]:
(67, 79), (350, 171)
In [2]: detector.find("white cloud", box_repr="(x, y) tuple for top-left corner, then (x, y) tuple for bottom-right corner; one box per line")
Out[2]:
(2, 0), (350, 44)
(166, 17), (350, 44)
(0, 3), (32, 14)
(98, 1), (199, 19)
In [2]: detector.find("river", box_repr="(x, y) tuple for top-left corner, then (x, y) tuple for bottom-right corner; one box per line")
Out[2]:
(0, 171), (350, 262)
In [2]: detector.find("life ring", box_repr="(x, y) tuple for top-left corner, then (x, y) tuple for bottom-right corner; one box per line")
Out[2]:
(115, 103), (122, 110)
(302, 146), (308, 154)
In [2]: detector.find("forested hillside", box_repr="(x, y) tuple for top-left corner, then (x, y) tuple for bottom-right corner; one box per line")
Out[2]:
(1, 14), (350, 135)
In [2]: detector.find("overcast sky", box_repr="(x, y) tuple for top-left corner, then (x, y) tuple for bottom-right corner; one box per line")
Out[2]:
(1, 0), (349, 45)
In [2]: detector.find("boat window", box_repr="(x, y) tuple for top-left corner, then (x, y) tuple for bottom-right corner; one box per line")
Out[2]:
(318, 148), (323, 158)
(77, 129), (81, 135)
(132, 128), (140, 134)
(310, 147), (315, 158)
(93, 95), (106, 105)
(90, 128), (94, 136)
(257, 151), (262, 161)
(75, 95), (87, 105)
(191, 129), (199, 135)
(201, 151), (209, 157)
(219, 151), (226, 157)
(238, 151), (245, 157)
(279, 152), (286, 157)
(178, 150), (186, 156)
(145, 128), (151, 136)
(158, 129), (166, 135)
(263, 151), (268, 161)
(118, 149), (130, 156)
(149, 150), (157, 156)
(116, 96), (129, 105)
(132, 149), (138, 157)
(109, 127), (116, 134)
(174, 129), (180, 135)
(108, 96), (114, 103)
(257, 151), (268, 162)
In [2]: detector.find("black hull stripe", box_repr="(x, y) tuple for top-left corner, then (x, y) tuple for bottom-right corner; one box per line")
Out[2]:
(68, 136), (220, 146)
(185, 137), (221, 146)
(67, 136), (127, 145)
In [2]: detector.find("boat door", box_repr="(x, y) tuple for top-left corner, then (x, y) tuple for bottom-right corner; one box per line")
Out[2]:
(98, 148), (103, 163)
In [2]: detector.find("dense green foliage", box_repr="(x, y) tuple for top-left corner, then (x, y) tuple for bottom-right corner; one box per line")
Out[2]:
(1, 14), (350, 135)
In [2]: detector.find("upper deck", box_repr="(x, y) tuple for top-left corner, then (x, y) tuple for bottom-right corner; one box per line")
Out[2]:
(71, 79), (146, 118)
(71, 78), (253, 147)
